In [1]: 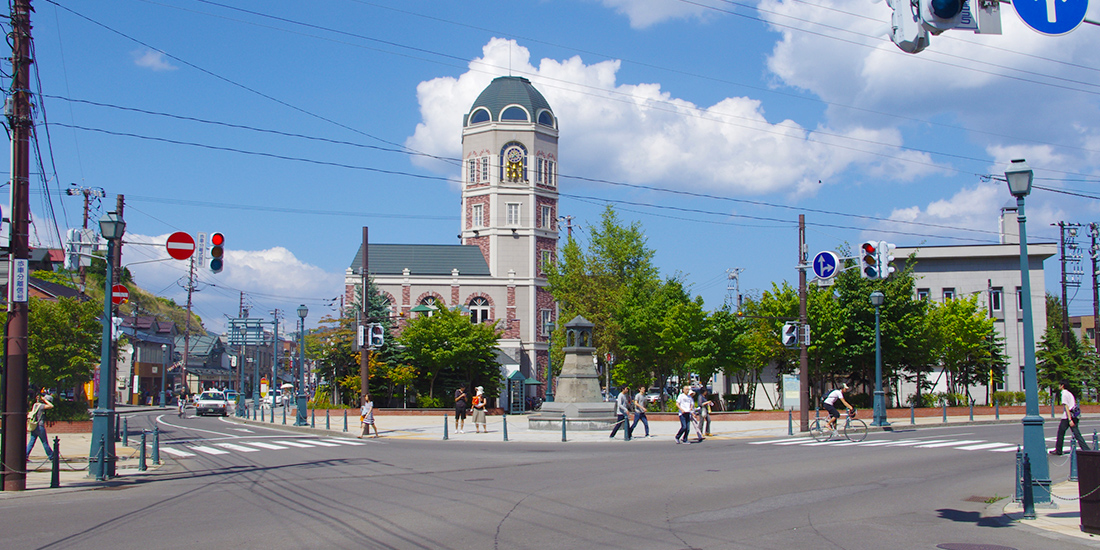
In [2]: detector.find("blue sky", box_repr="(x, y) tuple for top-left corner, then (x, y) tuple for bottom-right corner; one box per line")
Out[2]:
(9, 0), (1100, 333)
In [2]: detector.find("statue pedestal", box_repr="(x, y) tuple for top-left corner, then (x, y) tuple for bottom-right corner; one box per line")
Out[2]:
(528, 316), (615, 430)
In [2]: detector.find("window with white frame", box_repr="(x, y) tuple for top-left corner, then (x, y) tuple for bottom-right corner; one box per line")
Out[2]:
(536, 158), (544, 184)
(917, 288), (929, 301)
(471, 204), (483, 228)
(467, 158), (477, 183)
(990, 287), (1003, 312)
(480, 156), (489, 182)
(541, 249), (552, 272)
(507, 203), (521, 226)
(469, 296), (491, 324)
(943, 288), (955, 301)
(1017, 287), (1023, 310)
(541, 205), (552, 229)
(545, 160), (555, 186)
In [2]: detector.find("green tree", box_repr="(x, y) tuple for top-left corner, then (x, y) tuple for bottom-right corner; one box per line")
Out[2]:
(23, 297), (101, 391)
(616, 277), (705, 391)
(398, 305), (501, 399)
(925, 294), (1003, 400)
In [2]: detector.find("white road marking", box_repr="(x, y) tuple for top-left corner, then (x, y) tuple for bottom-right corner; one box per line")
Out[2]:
(241, 441), (288, 450)
(915, 439), (984, 448)
(213, 443), (260, 453)
(957, 442), (1017, 451)
(301, 440), (341, 447)
(328, 439), (367, 446)
(161, 447), (196, 457)
(273, 440), (316, 448)
(189, 445), (230, 455)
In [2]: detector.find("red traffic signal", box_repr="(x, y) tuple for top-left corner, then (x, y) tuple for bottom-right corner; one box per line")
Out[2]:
(210, 232), (225, 273)
(859, 241), (879, 279)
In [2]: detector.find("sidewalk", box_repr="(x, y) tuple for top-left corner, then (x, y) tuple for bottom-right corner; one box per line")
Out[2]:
(1003, 480), (1100, 545)
(12, 431), (161, 495)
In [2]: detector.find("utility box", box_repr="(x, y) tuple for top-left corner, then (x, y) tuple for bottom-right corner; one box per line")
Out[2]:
(1078, 450), (1100, 534)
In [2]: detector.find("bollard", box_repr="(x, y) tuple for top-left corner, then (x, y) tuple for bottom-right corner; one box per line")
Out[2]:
(326, 409), (331, 430)
(1015, 446), (1023, 502)
(122, 417), (128, 448)
(1052, 401), (1057, 419)
(444, 413), (449, 440)
(261, 406), (265, 423)
(271, 402), (275, 424)
(969, 399), (974, 421)
(96, 434), (106, 481)
(311, 407), (316, 428)
(788, 408), (793, 436)
(282, 404), (286, 425)
(1022, 453), (1036, 520)
(910, 401), (915, 425)
(139, 431), (148, 472)
(50, 436), (60, 488)
(561, 413), (568, 442)
(1094, 429), (1098, 451)
(503, 413), (509, 442)
(996, 401), (1000, 420)
(153, 427), (160, 465)
(815, 405), (819, 419)
(942, 400), (947, 423)
(344, 409), (348, 432)
(1071, 439), (1079, 482)
(115, 412), (121, 442)
(253, 401), (257, 420)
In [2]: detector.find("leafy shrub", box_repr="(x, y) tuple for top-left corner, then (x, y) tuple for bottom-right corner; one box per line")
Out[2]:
(417, 395), (443, 408)
(992, 391), (1026, 406)
(48, 399), (90, 421)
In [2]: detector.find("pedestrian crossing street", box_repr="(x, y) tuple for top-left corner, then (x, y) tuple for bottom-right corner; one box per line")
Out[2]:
(747, 435), (1064, 454)
(162, 437), (368, 458)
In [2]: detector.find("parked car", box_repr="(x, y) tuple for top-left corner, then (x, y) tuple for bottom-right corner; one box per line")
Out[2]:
(194, 390), (228, 417)
(264, 390), (283, 407)
(645, 389), (669, 403)
(224, 390), (239, 403)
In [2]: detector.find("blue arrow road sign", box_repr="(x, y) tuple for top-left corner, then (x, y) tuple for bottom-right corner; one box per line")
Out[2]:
(812, 251), (839, 280)
(1014, 0), (1088, 35)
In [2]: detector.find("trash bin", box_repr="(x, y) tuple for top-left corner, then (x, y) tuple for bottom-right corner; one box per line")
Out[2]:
(1078, 450), (1100, 534)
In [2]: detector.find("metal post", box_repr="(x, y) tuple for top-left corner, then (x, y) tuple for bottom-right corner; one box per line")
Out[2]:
(1071, 439), (1079, 482)
(122, 417), (128, 447)
(152, 427), (160, 465)
(261, 406), (265, 423)
(561, 413), (567, 442)
(115, 412), (121, 442)
(343, 409), (348, 432)
(1052, 401), (1056, 419)
(443, 414), (449, 440)
(871, 292), (888, 427)
(996, 401), (1000, 420)
(89, 230), (119, 484)
(1015, 446), (1023, 502)
(969, 398), (974, 421)
(139, 431), (147, 472)
(95, 435), (106, 482)
(160, 343), (168, 408)
(326, 409), (330, 430)
(282, 404), (286, 425)
(296, 307), (309, 427)
(910, 400), (915, 425)
(942, 399), (947, 423)
(1093, 429), (1097, 450)
(311, 407), (315, 428)
(788, 408), (793, 436)
(50, 437), (60, 489)
(503, 413), (509, 442)
(1022, 453), (1036, 519)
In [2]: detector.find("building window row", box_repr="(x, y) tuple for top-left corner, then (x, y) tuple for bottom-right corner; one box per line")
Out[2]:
(535, 158), (555, 186)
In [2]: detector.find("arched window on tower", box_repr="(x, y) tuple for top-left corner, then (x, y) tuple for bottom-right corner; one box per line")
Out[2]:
(469, 108), (491, 124)
(501, 106), (529, 121)
(537, 110), (554, 127)
(469, 296), (491, 324)
(501, 143), (527, 183)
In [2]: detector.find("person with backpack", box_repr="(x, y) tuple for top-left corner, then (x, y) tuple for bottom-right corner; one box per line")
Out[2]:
(1051, 380), (1089, 455)
(26, 392), (55, 461)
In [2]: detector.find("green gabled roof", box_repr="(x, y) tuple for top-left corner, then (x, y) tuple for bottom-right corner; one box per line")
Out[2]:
(349, 244), (490, 277)
(464, 76), (553, 126)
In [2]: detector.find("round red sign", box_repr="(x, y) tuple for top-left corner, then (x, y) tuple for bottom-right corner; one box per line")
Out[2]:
(166, 231), (195, 260)
(111, 284), (129, 305)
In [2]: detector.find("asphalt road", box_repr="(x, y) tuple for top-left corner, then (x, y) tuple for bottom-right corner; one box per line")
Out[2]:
(1, 413), (1096, 550)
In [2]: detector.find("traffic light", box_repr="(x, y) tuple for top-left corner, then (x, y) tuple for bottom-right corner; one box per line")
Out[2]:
(877, 241), (897, 279)
(859, 241), (879, 279)
(781, 322), (799, 348)
(919, 0), (965, 33)
(888, 0), (929, 53)
(369, 324), (384, 348)
(209, 232), (225, 273)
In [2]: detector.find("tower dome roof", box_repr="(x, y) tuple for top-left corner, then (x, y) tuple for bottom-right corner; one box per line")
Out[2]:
(465, 76), (555, 128)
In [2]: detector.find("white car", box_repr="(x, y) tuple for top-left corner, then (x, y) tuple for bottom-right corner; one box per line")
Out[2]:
(194, 390), (229, 417)
(264, 390), (283, 407)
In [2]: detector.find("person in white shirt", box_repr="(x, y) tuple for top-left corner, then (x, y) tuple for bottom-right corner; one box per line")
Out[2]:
(1051, 381), (1089, 455)
(822, 383), (854, 432)
(675, 386), (695, 444)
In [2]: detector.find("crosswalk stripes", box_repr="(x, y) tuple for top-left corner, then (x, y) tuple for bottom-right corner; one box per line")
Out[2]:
(166, 438), (367, 459)
(749, 436), (1031, 455)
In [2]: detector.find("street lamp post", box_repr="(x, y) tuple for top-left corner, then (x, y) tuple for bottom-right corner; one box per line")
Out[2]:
(159, 343), (168, 408)
(1006, 158), (1051, 504)
(544, 321), (555, 403)
(90, 211), (124, 481)
(296, 304), (308, 426)
(870, 291), (890, 427)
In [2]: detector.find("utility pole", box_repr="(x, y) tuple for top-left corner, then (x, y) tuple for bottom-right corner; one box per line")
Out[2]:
(181, 257), (196, 395)
(1056, 222), (1082, 347)
(798, 215), (809, 432)
(66, 186), (104, 292)
(270, 309), (280, 389)
(360, 227), (369, 400)
(2, 0), (32, 492)
(726, 268), (744, 312)
(1092, 223), (1100, 357)
(558, 215), (574, 239)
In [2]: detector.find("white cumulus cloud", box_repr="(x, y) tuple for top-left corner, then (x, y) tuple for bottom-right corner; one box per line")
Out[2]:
(132, 49), (178, 72)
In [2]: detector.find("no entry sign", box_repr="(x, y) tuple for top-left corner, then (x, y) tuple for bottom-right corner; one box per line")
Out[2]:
(111, 284), (129, 305)
(166, 231), (195, 260)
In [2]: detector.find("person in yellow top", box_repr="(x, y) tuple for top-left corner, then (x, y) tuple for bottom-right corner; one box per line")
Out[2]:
(471, 386), (488, 433)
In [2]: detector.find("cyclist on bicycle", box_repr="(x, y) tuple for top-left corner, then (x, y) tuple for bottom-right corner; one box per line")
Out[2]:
(822, 383), (854, 431)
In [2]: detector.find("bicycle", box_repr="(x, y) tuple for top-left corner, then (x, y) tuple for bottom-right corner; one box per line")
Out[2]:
(809, 409), (867, 442)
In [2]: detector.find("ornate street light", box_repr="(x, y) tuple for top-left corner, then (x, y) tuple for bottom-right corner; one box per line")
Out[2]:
(870, 291), (889, 427)
(296, 304), (309, 426)
(1006, 159), (1050, 509)
(160, 343), (169, 408)
(90, 211), (125, 481)
(544, 321), (555, 403)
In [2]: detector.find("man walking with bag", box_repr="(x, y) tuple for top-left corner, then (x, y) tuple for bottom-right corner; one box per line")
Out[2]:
(26, 393), (54, 461)
(1051, 380), (1089, 455)
(609, 388), (633, 440)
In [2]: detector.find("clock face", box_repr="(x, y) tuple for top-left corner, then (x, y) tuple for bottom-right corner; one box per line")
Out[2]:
(507, 148), (523, 163)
